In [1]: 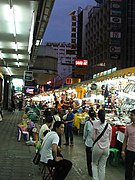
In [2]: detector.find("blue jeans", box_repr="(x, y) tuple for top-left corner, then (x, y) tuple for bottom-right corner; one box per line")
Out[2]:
(125, 149), (135, 180)
(65, 126), (73, 144)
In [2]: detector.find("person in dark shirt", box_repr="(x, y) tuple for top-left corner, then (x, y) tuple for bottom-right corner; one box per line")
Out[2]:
(63, 107), (74, 146)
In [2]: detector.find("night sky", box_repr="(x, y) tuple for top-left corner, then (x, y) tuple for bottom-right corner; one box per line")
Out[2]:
(43, 0), (96, 44)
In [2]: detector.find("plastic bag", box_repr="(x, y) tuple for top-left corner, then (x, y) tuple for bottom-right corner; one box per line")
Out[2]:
(36, 141), (42, 152)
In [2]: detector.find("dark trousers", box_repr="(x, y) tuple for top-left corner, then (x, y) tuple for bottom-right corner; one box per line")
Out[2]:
(48, 159), (72, 180)
(0, 110), (3, 119)
(86, 146), (92, 176)
(65, 126), (73, 144)
(58, 134), (62, 148)
(125, 150), (135, 180)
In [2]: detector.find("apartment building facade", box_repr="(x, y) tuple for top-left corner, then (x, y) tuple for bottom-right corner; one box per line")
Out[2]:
(77, 0), (135, 80)
(45, 42), (77, 87)
(121, 0), (135, 69)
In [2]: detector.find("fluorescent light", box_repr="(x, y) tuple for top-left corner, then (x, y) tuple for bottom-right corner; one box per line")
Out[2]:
(0, 51), (3, 59)
(12, 78), (24, 87)
(16, 54), (19, 61)
(15, 42), (18, 51)
(40, 38), (43, 45)
(5, 67), (12, 76)
(36, 40), (41, 46)
(17, 62), (20, 67)
(28, 12), (35, 54)
(10, 6), (17, 37)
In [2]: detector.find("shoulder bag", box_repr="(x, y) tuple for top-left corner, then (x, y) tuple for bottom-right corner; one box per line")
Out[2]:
(33, 139), (46, 165)
(93, 123), (108, 147)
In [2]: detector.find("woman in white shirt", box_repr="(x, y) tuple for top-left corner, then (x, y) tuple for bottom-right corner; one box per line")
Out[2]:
(92, 109), (112, 180)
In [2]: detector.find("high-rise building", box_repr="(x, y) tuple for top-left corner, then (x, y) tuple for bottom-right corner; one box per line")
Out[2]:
(76, 5), (93, 80)
(77, 5), (93, 59)
(45, 42), (77, 87)
(121, 0), (135, 69)
(85, 1), (119, 79)
(77, 0), (135, 80)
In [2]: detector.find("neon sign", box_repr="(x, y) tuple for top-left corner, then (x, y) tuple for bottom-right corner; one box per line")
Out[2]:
(75, 59), (88, 66)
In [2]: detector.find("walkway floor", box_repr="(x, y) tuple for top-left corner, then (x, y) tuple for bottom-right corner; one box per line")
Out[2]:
(0, 110), (130, 180)
(0, 110), (42, 180)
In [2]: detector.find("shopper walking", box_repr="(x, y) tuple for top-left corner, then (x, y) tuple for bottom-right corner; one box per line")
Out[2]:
(83, 110), (96, 177)
(92, 109), (112, 180)
(121, 109), (135, 180)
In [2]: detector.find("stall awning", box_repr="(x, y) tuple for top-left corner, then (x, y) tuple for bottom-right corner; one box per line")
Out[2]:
(93, 67), (135, 82)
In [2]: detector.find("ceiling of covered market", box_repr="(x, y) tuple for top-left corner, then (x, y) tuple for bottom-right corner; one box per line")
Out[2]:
(0, 0), (55, 80)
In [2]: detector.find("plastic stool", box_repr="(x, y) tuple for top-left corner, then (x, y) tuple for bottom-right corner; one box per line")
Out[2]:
(17, 127), (29, 141)
(39, 162), (55, 180)
(23, 131), (29, 141)
(109, 148), (120, 165)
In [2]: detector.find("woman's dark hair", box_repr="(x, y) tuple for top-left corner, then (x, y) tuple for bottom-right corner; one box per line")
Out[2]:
(98, 109), (105, 123)
(53, 108), (59, 115)
(89, 110), (96, 120)
(52, 121), (64, 131)
(44, 116), (53, 123)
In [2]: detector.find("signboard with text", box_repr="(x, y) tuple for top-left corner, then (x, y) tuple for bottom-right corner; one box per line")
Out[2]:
(75, 59), (88, 66)
(24, 71), (33, 81)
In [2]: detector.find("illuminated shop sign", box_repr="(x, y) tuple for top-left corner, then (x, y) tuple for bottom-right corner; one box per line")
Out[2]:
(75, 59), (88, 66)
(93, 67), (117, 79)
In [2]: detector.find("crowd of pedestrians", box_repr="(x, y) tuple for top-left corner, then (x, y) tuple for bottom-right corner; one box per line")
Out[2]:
(22, 99), (135, 180)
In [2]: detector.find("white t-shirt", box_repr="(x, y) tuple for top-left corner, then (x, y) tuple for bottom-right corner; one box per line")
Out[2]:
(40, 131), (59, 163)
(83, 120), (93, 147)
(39, 124), (50, 141)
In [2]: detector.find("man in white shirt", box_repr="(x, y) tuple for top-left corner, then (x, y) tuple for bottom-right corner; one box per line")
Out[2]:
(40, 121), (72, 180)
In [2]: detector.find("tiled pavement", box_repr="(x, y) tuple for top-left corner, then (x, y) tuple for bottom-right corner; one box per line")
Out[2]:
(0, 110), (42, 180)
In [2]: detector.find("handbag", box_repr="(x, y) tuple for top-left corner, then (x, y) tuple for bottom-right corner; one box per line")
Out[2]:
(33, 151), (41, 165)
(93, 123), (108, 147)
(33, 138), (46, 165)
